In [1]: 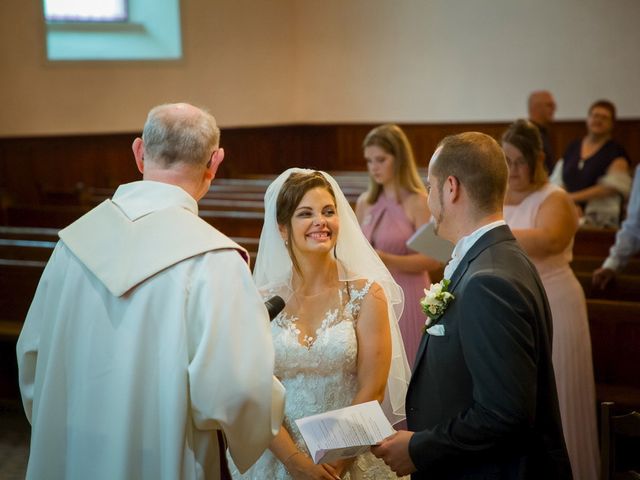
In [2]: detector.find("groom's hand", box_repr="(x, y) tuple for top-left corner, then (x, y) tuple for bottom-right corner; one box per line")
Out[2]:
(371, 430), (417, 476)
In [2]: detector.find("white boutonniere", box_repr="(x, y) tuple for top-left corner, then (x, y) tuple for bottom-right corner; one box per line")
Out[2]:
(420, 278), (454, 334)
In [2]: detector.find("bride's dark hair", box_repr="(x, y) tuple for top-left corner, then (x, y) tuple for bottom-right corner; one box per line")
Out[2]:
(276, 171), (337, 275)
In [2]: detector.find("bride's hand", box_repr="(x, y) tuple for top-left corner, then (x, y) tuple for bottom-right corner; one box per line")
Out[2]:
(287, 453), (341, 479)
(325, 458), (351, 477)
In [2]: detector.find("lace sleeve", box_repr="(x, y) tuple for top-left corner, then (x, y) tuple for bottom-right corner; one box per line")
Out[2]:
(348, 280), (376, 326)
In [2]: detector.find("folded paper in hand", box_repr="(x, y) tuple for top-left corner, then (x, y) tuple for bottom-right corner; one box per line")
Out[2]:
(294, 400), (395, 464)
(406, 221), (454, 263)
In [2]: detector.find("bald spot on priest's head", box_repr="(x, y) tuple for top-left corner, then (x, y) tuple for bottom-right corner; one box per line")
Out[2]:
(142, 103), (220, 168)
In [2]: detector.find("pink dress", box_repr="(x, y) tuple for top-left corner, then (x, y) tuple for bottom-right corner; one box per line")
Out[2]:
(360, 194), (431, 367)
(504, 183), (599, 480)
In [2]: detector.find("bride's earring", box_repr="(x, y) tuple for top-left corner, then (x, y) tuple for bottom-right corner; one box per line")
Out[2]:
(285, 240), (289, 247)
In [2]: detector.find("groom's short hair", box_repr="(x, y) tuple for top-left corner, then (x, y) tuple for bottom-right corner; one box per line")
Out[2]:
(432, 132), (508, 215)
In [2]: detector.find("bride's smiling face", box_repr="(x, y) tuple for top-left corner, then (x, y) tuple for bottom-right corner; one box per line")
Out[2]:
(283, 186), (339, 256)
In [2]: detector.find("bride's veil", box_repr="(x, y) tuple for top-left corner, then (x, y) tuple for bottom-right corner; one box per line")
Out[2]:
(254, 167), (411, 424)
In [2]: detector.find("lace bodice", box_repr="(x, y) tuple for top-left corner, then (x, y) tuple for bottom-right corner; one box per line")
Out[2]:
(229, 279), (405, 479)
(272, 281), (368, 432)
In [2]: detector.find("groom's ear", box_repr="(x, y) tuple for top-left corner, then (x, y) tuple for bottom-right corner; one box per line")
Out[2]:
(445, 175), (461, 203)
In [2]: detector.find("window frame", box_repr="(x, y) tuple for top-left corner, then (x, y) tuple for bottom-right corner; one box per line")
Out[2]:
(44, 0), (130, 23)
(42, 0), (182, 62)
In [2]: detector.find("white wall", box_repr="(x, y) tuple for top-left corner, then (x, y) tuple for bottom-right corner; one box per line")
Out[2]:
(293, 0), (640, 123)
(0, 0), (638, 136)
(0, 0), (296, 135)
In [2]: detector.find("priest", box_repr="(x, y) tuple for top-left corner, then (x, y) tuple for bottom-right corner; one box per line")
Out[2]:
(17, 103), (284, 480)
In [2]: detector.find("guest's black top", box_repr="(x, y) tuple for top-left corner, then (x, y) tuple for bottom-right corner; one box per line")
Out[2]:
(562, 138), (629, 193)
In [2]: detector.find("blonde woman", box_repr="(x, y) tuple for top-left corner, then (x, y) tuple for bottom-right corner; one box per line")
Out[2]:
(356, 124), (439, 366)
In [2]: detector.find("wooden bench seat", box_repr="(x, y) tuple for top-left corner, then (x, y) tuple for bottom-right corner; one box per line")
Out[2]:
(0, 233), (260, 336)
(588, 299), (640, 411)
(1, 259), (639, 412)
(0, 226), (258, 260)
(0, 259), (45, 326)
(6, 205), (89, 228)
(0, 239), (55, 261)
(0, 321), (22, 340)
(597, 384), (640, 415)
(571, 256), (640, 276)
(199, 210), (264, 238)
(198, 198), (265, 212)
(576, 271), (640, 302)
(574, 228), (617, 257)
(0, 226), (59, 242)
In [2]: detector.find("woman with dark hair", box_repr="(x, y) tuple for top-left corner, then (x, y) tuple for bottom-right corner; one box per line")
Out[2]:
(230, 169), (410, 480)
(356, 124), (440, 367)
(551, 99), (632, 227)
(503, 119), (599, 480)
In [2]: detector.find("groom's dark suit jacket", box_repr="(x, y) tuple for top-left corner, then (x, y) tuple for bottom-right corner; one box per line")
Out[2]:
(406, 225), (572, 480)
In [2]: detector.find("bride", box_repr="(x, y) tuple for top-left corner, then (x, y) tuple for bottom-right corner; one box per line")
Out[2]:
(230, 169), (410, 479)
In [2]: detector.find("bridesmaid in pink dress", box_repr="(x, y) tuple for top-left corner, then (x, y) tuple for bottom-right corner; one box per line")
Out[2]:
(502, 120), (599, 480)
(356, 124), (440, 367)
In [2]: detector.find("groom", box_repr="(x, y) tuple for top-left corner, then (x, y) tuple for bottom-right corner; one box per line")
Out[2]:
(373, 132), (572, 479)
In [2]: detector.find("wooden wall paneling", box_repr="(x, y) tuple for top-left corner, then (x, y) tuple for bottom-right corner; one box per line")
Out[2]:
(295, 125), (340, 172)
(615, 120), (640, 166)
(0, 134), (139, 206)
(0, 137), (41, 205)
(220, 126), (292, 177)
(1, 120), (637, 211)
(334, 124), (372, 171)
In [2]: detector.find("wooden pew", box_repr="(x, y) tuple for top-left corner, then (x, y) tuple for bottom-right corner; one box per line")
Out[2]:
(0, 239), (55, 262)
(0, 226), (59, 242)
(0, 227), (259, 338)
(5, 173), (368, 231)
(90, 189), (268, 212)
(588, 299), (640, 411)
(0, 238), (260, 339)
(2, 246), (640, 412)
(4, 203), (266, 234)
(574, 228), (617, 257)
(571, 256), (640, 276)
(576, 271), (640, 302)
(0, 259), (45, 338)
(199, 198), (264, 212)
(199, 210), (264, 238)
(0, 225), (258, 260)
(5, 205), (89, 228)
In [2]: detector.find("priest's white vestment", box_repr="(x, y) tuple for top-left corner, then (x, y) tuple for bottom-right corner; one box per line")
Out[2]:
(17, 181), (284, 480)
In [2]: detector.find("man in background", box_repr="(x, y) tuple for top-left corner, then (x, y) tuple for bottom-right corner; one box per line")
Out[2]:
(528, 90), (557, 173)
(593, 164), (640, 288)
(17, 103), (284, 480)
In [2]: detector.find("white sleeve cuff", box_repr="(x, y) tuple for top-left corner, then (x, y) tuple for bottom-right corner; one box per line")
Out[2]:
(602, 256), (622, 272)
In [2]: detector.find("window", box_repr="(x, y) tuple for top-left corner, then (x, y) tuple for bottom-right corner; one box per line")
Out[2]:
(44, 0), (128, 22)
(43, 0), (182, 61)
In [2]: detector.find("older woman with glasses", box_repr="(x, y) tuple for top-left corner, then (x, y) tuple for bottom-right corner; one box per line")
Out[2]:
(502, 119), (599, 480)
(550, 99), (631, 227)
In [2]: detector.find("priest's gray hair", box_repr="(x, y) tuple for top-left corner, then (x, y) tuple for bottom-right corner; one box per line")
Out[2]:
(142, 103), (220, 167)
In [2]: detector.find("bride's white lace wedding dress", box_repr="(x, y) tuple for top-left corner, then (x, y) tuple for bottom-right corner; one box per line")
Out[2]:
(229, 279), (405, 480)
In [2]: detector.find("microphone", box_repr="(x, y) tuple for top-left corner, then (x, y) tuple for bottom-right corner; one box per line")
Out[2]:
(265, 295), (285, 321)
